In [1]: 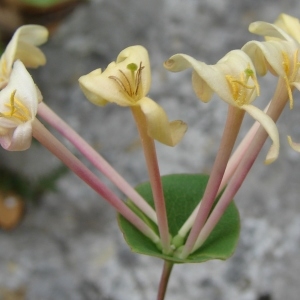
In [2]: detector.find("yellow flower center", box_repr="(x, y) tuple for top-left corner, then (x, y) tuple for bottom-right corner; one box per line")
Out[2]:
(109, 62), (144, 103)
(225, 66), (259, 107)
(0, 90), (31, 123)
(282, 49), (300, 109)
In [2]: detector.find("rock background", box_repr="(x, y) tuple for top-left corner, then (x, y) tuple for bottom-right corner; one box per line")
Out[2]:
(1, 0), (300, 299)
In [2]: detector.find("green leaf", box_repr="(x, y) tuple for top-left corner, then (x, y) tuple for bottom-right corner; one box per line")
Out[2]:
(20, 0), (69, 7)
(118, 174), (240, 264)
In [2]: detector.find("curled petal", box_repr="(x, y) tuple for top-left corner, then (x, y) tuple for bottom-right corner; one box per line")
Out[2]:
(287, 135), (300, 152)
(164, 51), (257, 106)
(249, 21), (294, 41)
(139, 97), (187, 146)
(164, 53), (232, 103)
(241, 104), (279, 164)
(4, 25), (48, 69)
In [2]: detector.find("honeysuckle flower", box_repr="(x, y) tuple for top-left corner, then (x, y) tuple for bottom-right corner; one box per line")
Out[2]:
(242, 39), (300, 109)
(79, 45), (187, 146)
(0, 60), (40, 151)
(248, 14), (300, 43)
(0, 25), (48, 89)
(164, 50), (279, 163)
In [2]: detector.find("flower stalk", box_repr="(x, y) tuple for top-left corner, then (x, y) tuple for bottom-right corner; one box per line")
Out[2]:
(192, 78), (288, 252)
(37, 102), (157, 223)
(131, 106), (171, 254)
(32, 118), (160, 246)
(178, 105), (245, 259)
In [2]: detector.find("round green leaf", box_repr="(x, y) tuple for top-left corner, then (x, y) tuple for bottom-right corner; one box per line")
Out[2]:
(118, 174), (240, 263)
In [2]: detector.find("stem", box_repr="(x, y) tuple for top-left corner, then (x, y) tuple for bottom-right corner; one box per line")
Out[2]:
(32, 118), (160, 245)
(37, 102), (157, 224)
(192, 79), (288, 251)
(174, 102), (268, 243)
(179, 106), (245, 259)
(131, 106), (171, 254)
(157, 261), (174, 300)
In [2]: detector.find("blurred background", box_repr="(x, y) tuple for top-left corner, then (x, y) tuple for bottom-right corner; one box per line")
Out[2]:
(1, 0), (300, 299)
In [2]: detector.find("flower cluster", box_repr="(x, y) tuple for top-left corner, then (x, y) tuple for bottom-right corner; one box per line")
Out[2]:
(1, 12), (300, 271)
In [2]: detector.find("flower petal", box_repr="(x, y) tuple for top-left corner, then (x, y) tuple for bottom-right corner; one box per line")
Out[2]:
(139, 97), (187, 146)
(241, 104), (279, 164)
(0, 60), (39, 118)
(0, 121), (33, 151)
(78, 69), (110, 106)
(287, 135), (300, 152)
(274, 14), (300, 43)
(116, 45), (151, 95)
(2, 25), (48, 71)
(249, 21), (294, 41)
(164, 50), (257, 106)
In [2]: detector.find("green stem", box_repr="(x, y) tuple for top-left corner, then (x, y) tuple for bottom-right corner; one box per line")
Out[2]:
(157, 260), (174, 300)
(131, 106), (171, 254)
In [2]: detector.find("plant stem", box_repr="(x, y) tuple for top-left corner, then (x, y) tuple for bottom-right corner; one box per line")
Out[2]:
(192, 79), (288, 252)
(157, 260), (174, 300)
(32, 118), (160, 245)
(131, 106), (171, 254)
(37, 102), (157, 224)
(179, 106), (245, 259)
(173, 102), (269, 245)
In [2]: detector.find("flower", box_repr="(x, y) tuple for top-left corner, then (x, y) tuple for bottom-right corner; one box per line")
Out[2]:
(0, 25), (48, 89)
(0, 60), (40, 151)
(164, 50), (279, 163)
(242, 39), (300, 109)
(79, 45), (187, 146)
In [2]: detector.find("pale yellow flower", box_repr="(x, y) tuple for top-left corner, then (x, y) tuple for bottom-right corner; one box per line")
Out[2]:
(0, 25), (48, 89)
(79, 45), (187, 146)
(242, 40), (300, 109)
(164, 50), (279, 163)
(0, 60), (41, 151)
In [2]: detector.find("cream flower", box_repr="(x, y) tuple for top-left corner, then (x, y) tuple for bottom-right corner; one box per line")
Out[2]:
(79, 45), (187, 146)
(0, 60), (40, 151)
(0, 25), (48, 89)
(242, 39), (300, 109)
(164, 50), (279, 163)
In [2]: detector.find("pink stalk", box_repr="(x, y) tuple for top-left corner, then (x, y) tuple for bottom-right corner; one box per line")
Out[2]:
(32, 118), (160, 245)
(131, 107), (171, 254)
(173, 103), (268, 246)
(192, 79), (288, 252)
(179, 106), (245, 259)
(37, 102), (157, 224)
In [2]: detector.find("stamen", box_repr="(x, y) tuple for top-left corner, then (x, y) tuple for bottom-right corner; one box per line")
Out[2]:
(0, 90), (31, 122)
(226, 67), (258, 107)
(109, 61), (145, 102)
